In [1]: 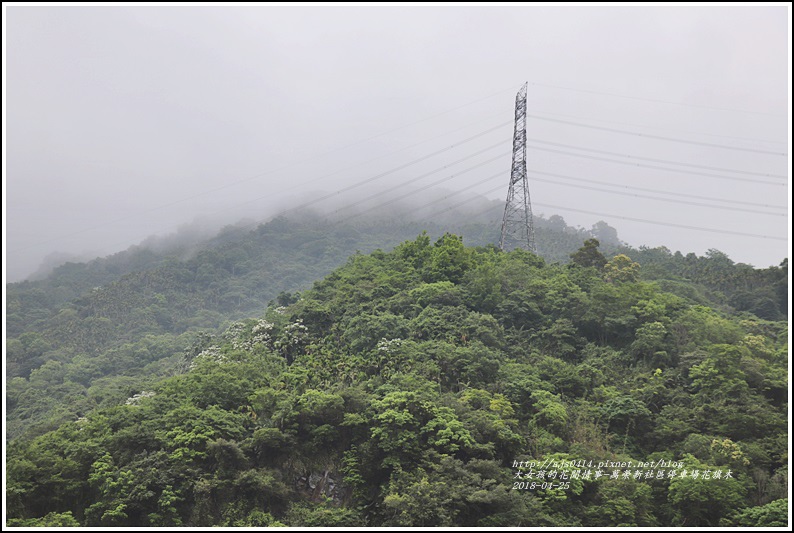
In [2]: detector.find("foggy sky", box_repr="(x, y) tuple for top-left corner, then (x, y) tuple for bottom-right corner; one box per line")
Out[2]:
(4, 5), (791, 282)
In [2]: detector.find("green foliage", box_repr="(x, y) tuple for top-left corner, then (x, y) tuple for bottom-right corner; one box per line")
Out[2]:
(85, 453), (134, 525)
(5, 227), (787, 527)
(603, 254), (640, 283)
(286, 502), (364, 527)
(530, 390), (569, 434)
(583, 478), (656, 526)
(6, 511), (81, 527)
(724, 498), (788, 527)
(667, 454), (747, 526)
(570, 238), (608, 269)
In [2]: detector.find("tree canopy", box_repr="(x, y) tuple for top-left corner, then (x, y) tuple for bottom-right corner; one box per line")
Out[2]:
(6, 228), (787, 527)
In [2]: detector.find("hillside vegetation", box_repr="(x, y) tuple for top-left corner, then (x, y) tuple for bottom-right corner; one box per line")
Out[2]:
(6, 212), (621, 441)
(6, 230), (788, 527)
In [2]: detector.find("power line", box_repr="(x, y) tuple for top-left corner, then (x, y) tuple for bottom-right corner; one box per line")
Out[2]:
(530, 176), (785, 217)
(527, 169), (787, 210)
(524, 137), (787, 179)
(452, 200), (517, 227)
(227, 129), (788, 242)
(532, 202), (787, 241)
(526, 144), (787, 186)
(414, 192), (788, 245)
(229, 137), (511, 235)
(398, 179), (787, 242)
(285, 116), (508, 189)
(529, 81), (785, 118)
(10, 120), (511, 253)
(331, 149), (508, 218)
(14, 79), (785, 256)
(415, 184), (506, 222)
(363, 174), (786, 242)
(424, 185), (504, 219)
(249, 115), (508, 207)
(320, 149), (789, 245)
(526, 107), (786, 146)
(334, 155), (508, 224)
(9, 83), (515, 253)
(259, 143), (507, 221)
(527, 114), (788, 156)
(399, 171), (507, 218)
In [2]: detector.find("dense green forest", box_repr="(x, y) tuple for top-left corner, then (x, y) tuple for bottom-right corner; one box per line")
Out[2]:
(6, 211), (618, 442)
(5, 211), (789, 527)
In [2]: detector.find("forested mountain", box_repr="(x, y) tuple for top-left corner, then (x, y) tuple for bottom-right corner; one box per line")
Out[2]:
(5, 210), (789, 527)
(625, 247), (787, 322)
(6, 209), (612, 441)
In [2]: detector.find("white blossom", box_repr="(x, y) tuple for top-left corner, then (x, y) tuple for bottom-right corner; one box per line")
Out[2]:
(377, 338), (403, 353)
(125, 391), (156, 405)
(190, 346), (228, 368)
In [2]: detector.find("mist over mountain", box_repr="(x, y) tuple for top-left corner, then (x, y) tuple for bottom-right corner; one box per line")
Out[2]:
(5, 205), (788, 527)
(5, 5), (789, 527)
(6, 203), (786, 439)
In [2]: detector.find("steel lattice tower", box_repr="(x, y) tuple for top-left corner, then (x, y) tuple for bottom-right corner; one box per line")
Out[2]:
(499, 82), (536, 253)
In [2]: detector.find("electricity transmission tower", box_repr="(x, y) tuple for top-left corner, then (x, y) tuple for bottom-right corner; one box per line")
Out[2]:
(499, 82), (536, 253)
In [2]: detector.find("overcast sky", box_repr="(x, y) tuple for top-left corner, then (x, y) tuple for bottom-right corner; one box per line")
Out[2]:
(4, 4), (791, 282)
